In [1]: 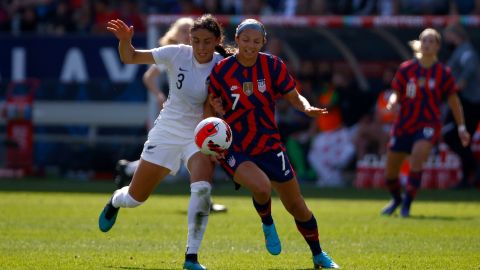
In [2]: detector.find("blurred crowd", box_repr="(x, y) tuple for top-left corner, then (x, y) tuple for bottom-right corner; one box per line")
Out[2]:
(2, 0), (480, 35)
(1, 0), (478, 187)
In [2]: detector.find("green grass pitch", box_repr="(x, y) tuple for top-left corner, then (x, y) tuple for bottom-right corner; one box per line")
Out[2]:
(0, 178), (479, 269)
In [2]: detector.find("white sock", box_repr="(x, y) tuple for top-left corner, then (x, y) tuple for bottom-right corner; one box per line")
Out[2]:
(125, 160), (139, 176)
(111, 186), (143, 208)
(186, 181), (212, 255)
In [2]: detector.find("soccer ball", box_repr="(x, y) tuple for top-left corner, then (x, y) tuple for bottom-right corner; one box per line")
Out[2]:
(194, 117), (233, 155)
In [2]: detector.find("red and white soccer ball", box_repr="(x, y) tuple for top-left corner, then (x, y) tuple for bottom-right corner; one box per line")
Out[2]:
(194, 117), (233, 155)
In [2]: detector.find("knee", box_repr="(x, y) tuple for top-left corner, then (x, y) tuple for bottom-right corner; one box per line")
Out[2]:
(285, 197), (307, 216)
(252, 182), (271, 200)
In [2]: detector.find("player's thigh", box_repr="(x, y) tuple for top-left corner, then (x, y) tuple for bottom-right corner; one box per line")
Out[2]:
(187, 151), (215, 182)
(234, 161), (271, 195)
(129, 158), (171, 202)
(410, 140), (433, 171)
(385, 150), (408, 179)
(271, 178), (310, 219)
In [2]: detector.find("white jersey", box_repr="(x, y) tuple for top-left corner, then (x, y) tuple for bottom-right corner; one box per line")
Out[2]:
(151, 44), (223, 139)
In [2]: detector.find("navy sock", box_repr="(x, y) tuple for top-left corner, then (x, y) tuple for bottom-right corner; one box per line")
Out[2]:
(295, 215), (322, 256)
(385, 178), (402, 202)
(252, 197), (273, 225)
(404, 171), (422, 202)
(185, 253), (198, 263)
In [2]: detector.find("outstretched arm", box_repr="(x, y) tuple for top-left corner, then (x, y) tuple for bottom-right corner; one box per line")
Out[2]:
(284, 88), (327, 117)
(447, 93), (471, 147)
(106, 19), (155, 64)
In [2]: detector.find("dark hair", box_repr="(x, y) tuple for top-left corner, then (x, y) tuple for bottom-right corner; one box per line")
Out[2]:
(191, 14), (235, 58)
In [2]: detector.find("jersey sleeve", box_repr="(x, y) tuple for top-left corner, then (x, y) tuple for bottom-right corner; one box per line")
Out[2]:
(391, 67), (407, 98)
(442, 66), (459, 97)
(207, 64), (222, 98)
(151, 45), (182, 66)
(272, 56), (296, 95)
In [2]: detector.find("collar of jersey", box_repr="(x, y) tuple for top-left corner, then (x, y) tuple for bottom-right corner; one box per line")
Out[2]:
(193, 55), (214, 68)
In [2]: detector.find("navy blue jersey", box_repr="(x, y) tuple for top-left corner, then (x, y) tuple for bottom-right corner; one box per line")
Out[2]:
(208, 53), (296, 155)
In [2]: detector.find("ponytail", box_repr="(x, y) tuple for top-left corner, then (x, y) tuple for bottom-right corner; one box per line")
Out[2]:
(215, 44), (236, 58)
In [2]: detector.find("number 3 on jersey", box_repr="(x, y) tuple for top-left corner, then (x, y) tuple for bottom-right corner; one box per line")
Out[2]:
(176, 73), (185, 89)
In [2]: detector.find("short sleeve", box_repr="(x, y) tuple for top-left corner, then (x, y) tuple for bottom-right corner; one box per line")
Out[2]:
(271, 56), (296, 95)
(151, 45), (182, 66)
(391, 68), (406, 97)
(207, 64), (222, 98)
(443, 67), (459, 97)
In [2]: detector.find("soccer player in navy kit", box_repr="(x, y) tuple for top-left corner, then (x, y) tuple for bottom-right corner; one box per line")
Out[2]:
(381, 28), (471, 217)
(207, 19), (339, 269)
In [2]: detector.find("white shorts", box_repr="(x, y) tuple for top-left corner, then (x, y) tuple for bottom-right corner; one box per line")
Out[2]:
(140, 127), (199, 175)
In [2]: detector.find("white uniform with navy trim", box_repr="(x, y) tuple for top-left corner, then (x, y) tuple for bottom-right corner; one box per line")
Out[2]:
(141, 44), (223, 175)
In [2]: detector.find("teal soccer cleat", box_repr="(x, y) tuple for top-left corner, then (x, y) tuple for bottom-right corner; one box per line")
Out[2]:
(183, 261), (207, 270)
(313, 251), (340, 269)
(262, 223), (281, 255)
(98, 200), (119, 232)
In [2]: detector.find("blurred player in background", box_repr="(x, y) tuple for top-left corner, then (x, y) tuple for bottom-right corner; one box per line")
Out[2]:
(114, 17), (227, 213)
(99, 15), (230, 270)
(207, 19), (339, 269)
(381, 28), (470, 218)
(442, 23), (480, 189)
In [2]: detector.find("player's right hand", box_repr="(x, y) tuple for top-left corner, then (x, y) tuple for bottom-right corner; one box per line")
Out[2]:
(106, 19), (134, 40)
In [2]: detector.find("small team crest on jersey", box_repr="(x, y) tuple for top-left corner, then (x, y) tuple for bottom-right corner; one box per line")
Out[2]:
(243, 82), (253, 96)
(423, 127), (434, 138)
(227, 155), (236, 167)
(258, 79), (266, 93)
(428, 78), (435, 89)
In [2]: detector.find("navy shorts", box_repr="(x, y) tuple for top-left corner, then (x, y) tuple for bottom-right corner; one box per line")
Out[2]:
(388, 127), (437, 154)
(220, 149), (296, 182)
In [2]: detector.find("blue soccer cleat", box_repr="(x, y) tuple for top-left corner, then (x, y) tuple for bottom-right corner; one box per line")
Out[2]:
(183, 261), (207, 270)
(400, 198), (412, 218)
(262, 223), (281, 255)
(313, 251), (340, 269)
(381, 199), (402, 216)
(98, 200), (119, 232)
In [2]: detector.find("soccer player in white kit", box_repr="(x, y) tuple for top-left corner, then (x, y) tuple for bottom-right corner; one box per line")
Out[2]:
(99, 15), (229, 270)
(114, 17), (227, 213)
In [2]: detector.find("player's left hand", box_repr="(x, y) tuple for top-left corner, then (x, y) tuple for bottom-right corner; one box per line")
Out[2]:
(458, 129), (471, 147)
(304, 106), (328, 117)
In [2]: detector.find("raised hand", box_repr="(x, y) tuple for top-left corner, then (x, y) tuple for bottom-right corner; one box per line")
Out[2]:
(106, 19), (134, 40)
